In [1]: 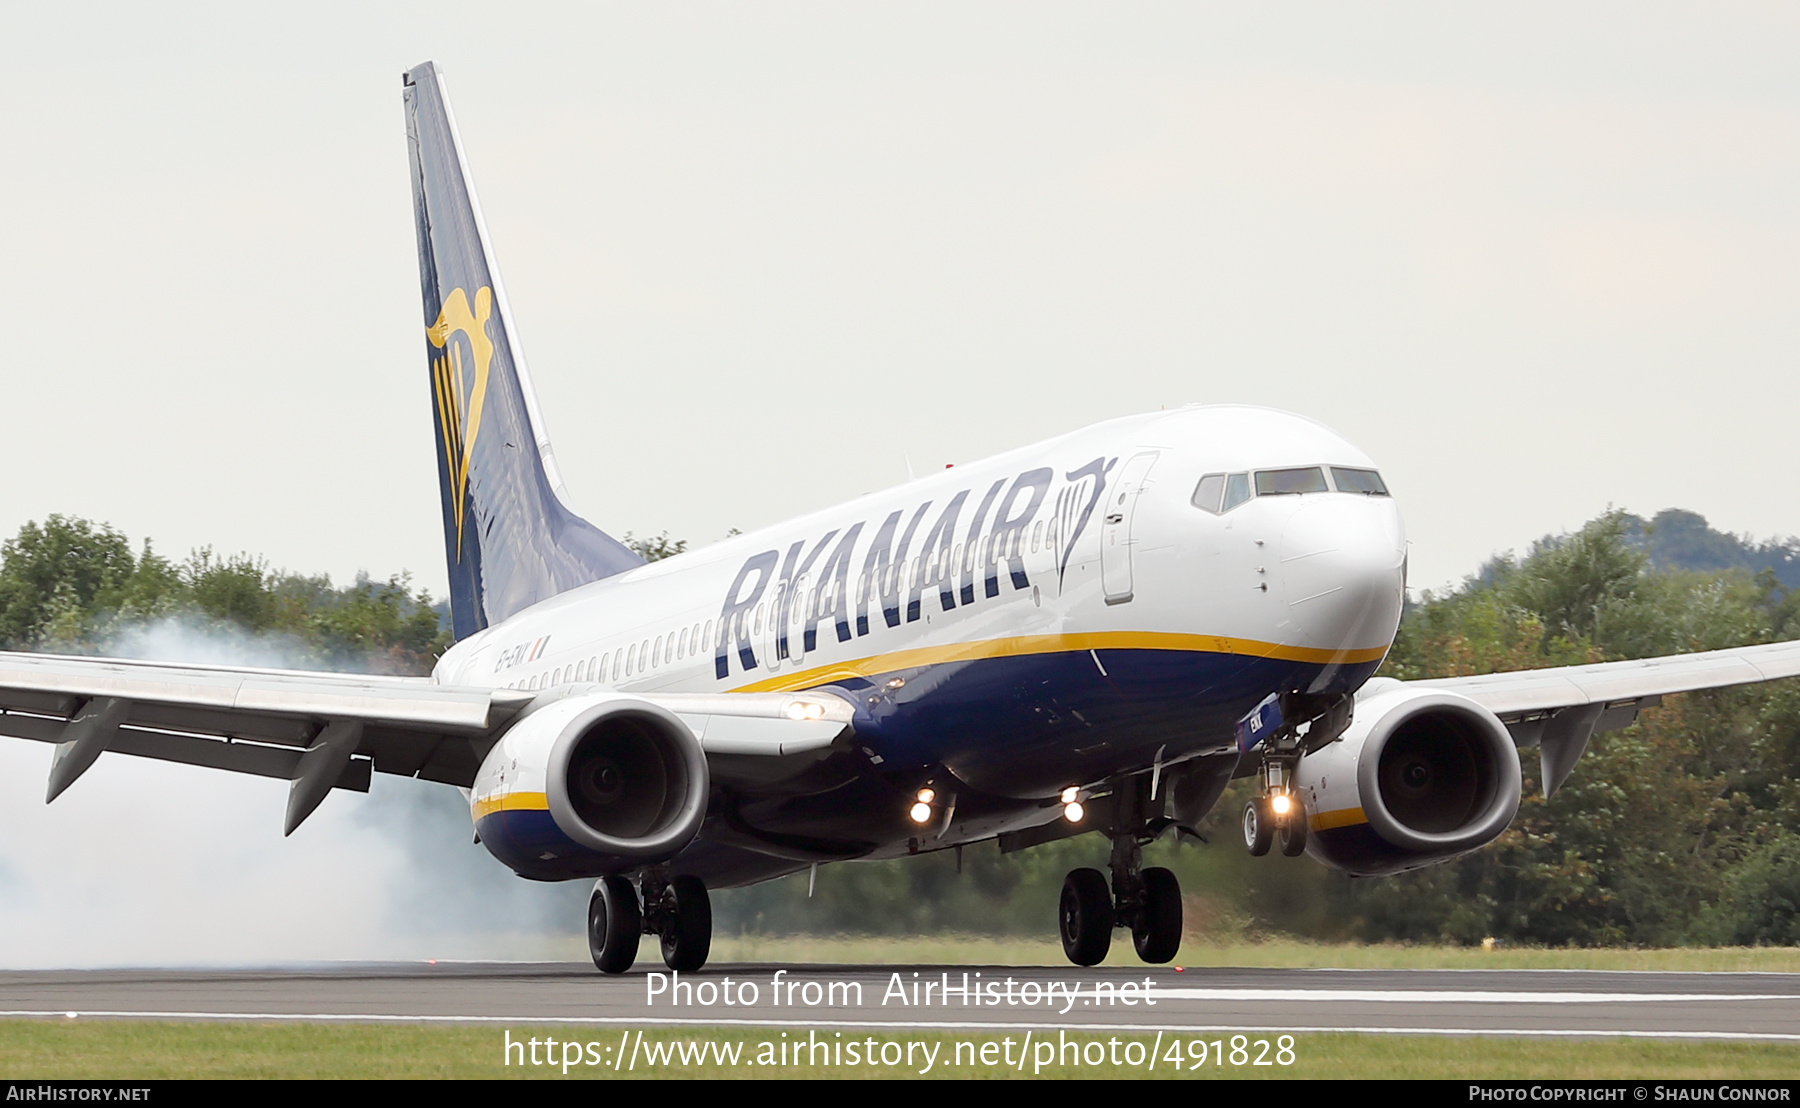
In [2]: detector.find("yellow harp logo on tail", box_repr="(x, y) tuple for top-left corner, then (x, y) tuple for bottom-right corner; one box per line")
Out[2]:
(427, 286), (495, 561)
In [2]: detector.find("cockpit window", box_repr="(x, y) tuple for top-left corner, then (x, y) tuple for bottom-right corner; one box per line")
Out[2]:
(1254, 467), (1327, 496)
(1331, 467), (1389, 496)
(1191, 474), (1225, 513)
(1222, 472), (1251, 512)
(1194, 472), (1253, 514)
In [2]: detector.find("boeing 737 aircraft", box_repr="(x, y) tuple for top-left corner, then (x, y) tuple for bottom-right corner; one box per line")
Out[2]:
(3, 62), (1797, 974)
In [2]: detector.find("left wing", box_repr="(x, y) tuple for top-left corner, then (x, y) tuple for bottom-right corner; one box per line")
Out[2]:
(0, 651), (851, 832)
(1409, 638), (1800, 794)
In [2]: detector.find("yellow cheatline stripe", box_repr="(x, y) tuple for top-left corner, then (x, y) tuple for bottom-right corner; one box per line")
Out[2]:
(730, 631), (1388, 695)
(472, 791), (548, 820)
(1309, 806), (1368, 831)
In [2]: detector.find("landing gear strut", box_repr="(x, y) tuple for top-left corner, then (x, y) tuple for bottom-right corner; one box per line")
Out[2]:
(1240, 692), (1351, 860)
(1058, 777), (1183, 967)
(587, 869), (714, 975)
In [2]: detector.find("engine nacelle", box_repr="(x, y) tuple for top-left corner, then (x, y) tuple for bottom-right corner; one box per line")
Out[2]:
(470, 693), (710, 880)
(1295, 680), (1520, 876)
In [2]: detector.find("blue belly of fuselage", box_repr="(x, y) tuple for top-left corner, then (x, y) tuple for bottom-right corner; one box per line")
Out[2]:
(476, 644), (1378, 884)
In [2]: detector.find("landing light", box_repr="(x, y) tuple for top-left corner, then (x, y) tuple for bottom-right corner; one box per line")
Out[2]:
(1060, 786), (1080, 805)
(908, 801), (933, 824)
(1063, 801), (1085, 823)
(916, 788), (935, 804)
(785, 701), (827, 721)
(1270, 793), (1292, 816)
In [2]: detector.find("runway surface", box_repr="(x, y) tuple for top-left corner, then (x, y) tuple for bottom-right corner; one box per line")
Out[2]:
(5, 963), (1800, 1040)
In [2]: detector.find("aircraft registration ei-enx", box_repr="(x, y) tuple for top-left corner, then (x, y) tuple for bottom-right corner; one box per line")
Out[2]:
(5, 61), (1798, 974)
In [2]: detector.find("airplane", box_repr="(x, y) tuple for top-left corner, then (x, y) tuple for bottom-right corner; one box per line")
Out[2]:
(3, 60), (1797, 975)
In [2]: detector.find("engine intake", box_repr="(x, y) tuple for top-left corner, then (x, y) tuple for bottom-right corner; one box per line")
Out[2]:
(474, 694), (710, 878)
(549, 702), (707, 858)
(1296, 682), (1520, 876)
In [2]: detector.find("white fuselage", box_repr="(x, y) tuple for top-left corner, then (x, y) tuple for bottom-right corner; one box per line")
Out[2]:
(437, 405), (1406, 757)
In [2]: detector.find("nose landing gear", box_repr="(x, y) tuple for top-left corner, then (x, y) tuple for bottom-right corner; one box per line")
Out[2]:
(1239, 691), (1351, 860)
(1242, 766), (1309, 859)
(587, 867), (714, 974)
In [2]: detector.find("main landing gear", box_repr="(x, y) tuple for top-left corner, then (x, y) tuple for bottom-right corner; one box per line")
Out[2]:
(1059, 778), (1183, 967)
(1059, 836), (1183, 967)
(588, 868), (713, 974)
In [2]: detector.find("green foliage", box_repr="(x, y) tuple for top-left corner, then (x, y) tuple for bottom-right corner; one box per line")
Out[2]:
(623, 532), (688, 563)
(0, 515), (138, 648)
(0, 516), (450, 674)
(1634, 508), (1800, 590)
(1347, 511), (1800, 948)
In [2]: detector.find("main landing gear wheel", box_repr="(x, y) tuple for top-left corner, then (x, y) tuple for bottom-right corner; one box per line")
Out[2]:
(1059, 868), (1113, 967)
(1242, 798), (1274, 857)
(1132, 866), (1183, 964)
(1280, 807), (1309, 857)
(659, 874), (713, 973)
(589, 875), (640, 975)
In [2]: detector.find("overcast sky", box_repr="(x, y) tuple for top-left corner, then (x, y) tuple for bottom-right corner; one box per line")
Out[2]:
(0, 3), (1796, 965)
(1, 2), (1794, 601)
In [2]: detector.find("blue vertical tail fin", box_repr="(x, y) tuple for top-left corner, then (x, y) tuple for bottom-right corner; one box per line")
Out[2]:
(403, 61), (642, 641)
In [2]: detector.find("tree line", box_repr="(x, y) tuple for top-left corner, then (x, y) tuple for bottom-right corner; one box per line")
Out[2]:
(4, 509), (1796, 946)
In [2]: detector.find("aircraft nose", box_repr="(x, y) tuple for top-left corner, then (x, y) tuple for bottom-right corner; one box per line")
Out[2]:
(1279, 496), (1407, 655)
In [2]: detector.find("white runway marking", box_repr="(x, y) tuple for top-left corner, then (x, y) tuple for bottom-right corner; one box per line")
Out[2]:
(5, 1011), (1799, 1042)
(1153, 988), (1793, 1004)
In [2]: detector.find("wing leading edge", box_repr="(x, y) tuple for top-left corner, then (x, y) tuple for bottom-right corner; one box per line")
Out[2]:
(1404, 637), (1800, 795)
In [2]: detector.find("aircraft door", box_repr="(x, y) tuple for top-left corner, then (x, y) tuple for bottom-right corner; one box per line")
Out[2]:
(1101, 451), (1160, 605)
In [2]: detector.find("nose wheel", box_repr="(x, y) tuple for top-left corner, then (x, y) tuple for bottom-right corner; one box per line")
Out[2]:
(1243, 797), (1274, 856)
(587, 869), (714, 975)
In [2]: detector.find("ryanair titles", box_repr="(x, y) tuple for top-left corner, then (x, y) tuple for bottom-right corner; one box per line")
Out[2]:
(714, 456), (1115, 680)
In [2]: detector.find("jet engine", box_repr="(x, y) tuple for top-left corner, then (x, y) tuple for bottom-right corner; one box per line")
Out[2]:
(1294, 681), (1520, 876)
(471, 693), (710, 879)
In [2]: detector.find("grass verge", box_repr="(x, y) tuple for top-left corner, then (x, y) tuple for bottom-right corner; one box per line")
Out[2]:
(2, 1020), (1796, 1079)
(704, 934), (1800, 972)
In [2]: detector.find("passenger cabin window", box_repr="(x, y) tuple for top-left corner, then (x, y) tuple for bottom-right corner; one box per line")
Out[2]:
(1254, 467), (1328, 496)
(1331, 467), (1389, 496)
